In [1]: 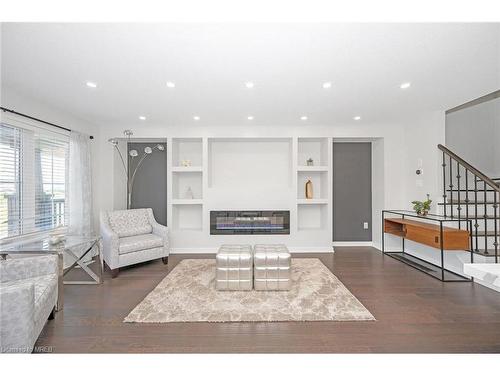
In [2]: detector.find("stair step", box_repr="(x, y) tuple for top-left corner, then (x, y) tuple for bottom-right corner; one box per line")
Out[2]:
(449, 198), (496, 204)
(463, 264), (500, 287)
(475, 177), (500, 182)
(443, 215), (499, 220)
(438, 201), (497, 205)
(471, 249), (499, 257)
(474, 231), (500, 237)
(474, 250), (495, 258)
(447, 189), (499, 192)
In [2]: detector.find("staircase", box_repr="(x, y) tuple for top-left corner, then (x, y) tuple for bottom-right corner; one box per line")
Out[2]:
(438, 144), (499, 263)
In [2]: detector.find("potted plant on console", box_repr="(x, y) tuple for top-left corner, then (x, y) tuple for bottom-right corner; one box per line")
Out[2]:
(411, 194), (432, 216)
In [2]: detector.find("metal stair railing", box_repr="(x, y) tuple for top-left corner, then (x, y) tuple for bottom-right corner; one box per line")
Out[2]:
(438, 144), (499, 263)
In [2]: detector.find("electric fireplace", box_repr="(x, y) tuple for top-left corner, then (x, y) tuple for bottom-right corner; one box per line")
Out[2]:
(210, 210), (290, 235)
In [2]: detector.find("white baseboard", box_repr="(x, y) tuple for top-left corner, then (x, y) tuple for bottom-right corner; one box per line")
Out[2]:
(287, 247), (334, 253)
(170, 246), (334, 254)
(332, 241), (373, 247)
(170, 247), (218, 254)
(474, 278), (500, 293)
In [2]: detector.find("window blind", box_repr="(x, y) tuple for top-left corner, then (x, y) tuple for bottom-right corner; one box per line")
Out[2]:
(0, 123), (22, 238)
(0, 122), (69, 239)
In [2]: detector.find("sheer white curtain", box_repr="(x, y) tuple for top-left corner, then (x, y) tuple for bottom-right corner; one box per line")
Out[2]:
(68, 131), (92, 236)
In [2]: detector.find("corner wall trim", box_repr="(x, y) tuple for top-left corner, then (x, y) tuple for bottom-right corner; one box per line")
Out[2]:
(332, 241), (373, 247)
(170, 246), (334, 254)
(446, 89), (500, 114)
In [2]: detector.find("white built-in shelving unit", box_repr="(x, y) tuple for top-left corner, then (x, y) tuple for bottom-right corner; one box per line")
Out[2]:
(166, 136), (332, 253)
(171, 166), (203, 173)
(168, 138), (204, 233)
(295, 137), (332, 233)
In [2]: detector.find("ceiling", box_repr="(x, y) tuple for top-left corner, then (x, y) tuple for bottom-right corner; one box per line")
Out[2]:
(1, 23), (499, 127)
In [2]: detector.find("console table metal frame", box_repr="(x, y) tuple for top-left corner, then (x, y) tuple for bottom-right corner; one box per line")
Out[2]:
(382, 210), (473, 282)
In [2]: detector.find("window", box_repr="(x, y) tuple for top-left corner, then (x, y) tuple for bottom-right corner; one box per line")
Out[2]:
(0, 121), (69, 239)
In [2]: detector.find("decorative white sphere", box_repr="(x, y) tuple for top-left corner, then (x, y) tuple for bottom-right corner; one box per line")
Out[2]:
(129, 149), (138, 157)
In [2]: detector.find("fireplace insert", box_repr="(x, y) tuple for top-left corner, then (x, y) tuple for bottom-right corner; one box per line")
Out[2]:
(210, 210), (290, 235)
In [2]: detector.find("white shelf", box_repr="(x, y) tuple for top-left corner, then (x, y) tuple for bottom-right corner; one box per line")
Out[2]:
(172, 166), (203, 172)
(171, 199), (204, 205)
(297, 171), (328, 199)
(297, 166), (328, 172)
(172, 203), (203, 231)
(297, 199), (328, 205)
(172, 138), (203, 167)
(297, 204), (328, 230)
(297, 137), (329, 167)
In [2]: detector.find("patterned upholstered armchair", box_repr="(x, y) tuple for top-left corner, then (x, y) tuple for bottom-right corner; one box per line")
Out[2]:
(100, 208), (169, 277)
(0, 255), (59, 353)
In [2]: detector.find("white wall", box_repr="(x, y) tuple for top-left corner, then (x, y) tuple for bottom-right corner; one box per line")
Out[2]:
(403, 111), (446, 212)
(112, 141), (128, 210)
(494, 101), (500, 175)
(5, 86), (497, 286)
(371, 138), (385, 249)
(2, 87), (451, 256)
(97, 118), (417, 252)
(396, 110), (497, 278)
(446, 98), (500, 177)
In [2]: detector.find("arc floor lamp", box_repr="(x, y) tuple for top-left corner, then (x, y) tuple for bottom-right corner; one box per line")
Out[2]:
(108, 130), (165, 209)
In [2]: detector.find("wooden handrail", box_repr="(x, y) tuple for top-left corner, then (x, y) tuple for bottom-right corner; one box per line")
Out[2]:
(438, 144), (500, 193)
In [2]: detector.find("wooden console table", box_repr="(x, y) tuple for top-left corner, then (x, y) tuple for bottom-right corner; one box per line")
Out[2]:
(382, 210), (473, 282)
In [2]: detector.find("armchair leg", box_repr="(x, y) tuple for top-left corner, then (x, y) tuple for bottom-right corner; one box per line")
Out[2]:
(48, 307), (56, 320)
(162, 256), (169, 265)
(110, 268), (120, 278)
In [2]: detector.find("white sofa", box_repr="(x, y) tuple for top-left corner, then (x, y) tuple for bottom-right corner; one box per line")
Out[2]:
(0, 255), (58, 353)
(100, 208), (169, 277)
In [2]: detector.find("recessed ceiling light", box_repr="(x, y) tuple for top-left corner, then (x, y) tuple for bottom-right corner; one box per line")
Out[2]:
(322, 82), (332, 89)
(247, 116), (254, 120)
(300, 116), (308, 121)
(166, 81), (176, 88)
(139, 116), (146, 121)
(353, 116), (361, 121)
(86, 81), (97, 88)
(245, 81), (254, 89)
(193, 116), (200, 121)
(400, 82), (411, 89)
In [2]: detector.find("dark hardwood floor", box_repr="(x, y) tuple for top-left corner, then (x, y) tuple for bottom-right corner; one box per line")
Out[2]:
(36, 247), (500, 353)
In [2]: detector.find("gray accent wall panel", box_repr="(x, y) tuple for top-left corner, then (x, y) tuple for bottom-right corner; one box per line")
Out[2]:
(333, 142), (372, 241)
(128, 142), (167, 225)
(445, 97), (500, 178)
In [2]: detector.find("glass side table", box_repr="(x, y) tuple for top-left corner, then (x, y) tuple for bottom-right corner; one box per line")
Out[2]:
(0, 235), (102, 310)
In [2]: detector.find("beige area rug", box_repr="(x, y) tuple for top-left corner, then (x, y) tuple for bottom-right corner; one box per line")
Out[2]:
(124, 258), (375, 323)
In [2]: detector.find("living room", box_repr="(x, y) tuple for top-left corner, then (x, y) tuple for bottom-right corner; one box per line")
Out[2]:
(1, 1), (500, 373)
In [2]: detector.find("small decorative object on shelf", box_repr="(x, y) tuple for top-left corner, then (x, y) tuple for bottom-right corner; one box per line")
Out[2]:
(181, 159), (192, 167)
(306, 157), (314, 166)
(185, 186), (194, 199)
(305, 179), (313, 199)
(411, 193), (432, 216)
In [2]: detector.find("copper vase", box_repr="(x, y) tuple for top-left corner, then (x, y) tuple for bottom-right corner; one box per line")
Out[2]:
(305, 179), (313, 199)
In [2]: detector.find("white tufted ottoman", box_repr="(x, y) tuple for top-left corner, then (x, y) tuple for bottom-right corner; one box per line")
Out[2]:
(215, 245), (253, 291)
(253, 244), (291, 291)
